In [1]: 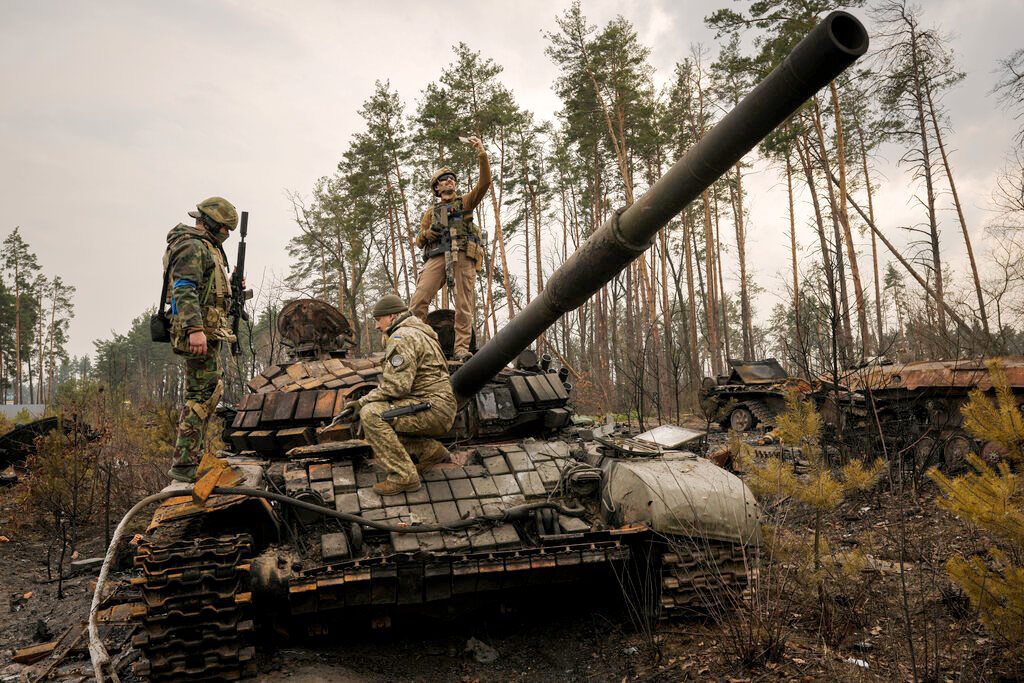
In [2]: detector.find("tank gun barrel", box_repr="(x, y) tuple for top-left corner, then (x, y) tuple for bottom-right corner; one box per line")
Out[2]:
(452, 11), (868, 404)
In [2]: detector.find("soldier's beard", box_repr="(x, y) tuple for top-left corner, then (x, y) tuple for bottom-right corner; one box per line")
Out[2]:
(439, 188), (457, 201)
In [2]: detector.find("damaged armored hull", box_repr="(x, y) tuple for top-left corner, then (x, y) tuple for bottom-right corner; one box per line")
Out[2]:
(702, 358), (811, 432)
(130, 349), (760, 681)
(823, 357), (1024, 471)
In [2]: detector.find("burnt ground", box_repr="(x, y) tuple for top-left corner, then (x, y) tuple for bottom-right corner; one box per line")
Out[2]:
(0, 453), (1022, 681)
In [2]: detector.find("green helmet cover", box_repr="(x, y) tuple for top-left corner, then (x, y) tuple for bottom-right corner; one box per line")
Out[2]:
(430, 167), (457, 196)
(188, 196), (238, 230)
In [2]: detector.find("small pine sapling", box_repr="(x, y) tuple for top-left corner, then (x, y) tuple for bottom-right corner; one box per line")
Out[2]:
(741, 389), (884, 569)
(929, 361), (1024, 652)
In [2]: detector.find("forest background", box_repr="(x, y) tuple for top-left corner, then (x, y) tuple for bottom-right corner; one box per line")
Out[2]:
(3, 0), (1024, 420)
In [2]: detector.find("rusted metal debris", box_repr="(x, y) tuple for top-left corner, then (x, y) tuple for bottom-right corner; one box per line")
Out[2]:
(834, 357), (1024, 392)
(277, 298), (357, 359)
(12, 641), (58, 665)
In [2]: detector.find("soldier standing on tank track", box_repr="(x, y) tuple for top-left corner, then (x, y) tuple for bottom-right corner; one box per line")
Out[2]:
(340, 295), (457, 495)
(410, 136), (491, 362)
(164, 197), (239, 483)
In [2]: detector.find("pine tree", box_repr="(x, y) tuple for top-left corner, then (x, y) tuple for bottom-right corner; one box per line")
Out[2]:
(1, 228), (41, 403)
(740, 390), (884, 570)
(929, 361), (1024, 652)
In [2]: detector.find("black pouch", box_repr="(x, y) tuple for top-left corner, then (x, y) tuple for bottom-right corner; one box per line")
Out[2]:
(150, 312), (171, 343)
(152, 256), (172, 343)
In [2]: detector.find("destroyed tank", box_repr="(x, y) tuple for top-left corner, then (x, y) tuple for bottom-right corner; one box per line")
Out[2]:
(124, 13), (868, 681)
(702, 358), (811, 432)
(822, 357), (1024, 472)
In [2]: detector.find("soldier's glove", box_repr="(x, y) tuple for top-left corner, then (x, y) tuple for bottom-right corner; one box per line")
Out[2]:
(424, 225), (442, 241)
(328, 399), (361, 427)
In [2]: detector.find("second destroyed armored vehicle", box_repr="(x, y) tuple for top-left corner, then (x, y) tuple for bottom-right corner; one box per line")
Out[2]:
(702, 358), (810, 432)
(121, 12), (868, 681)
(824, 357), (1024, 472)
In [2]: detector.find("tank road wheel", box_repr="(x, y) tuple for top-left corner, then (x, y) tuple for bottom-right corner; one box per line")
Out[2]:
(729, 406), (755, 433)
(981, 440), (1009, 465)
(942, 435), (972, 473)
(911, 436), (938, 475)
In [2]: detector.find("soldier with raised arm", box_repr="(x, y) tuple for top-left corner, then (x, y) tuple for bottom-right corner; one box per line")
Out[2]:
(410, 136), (491, 361)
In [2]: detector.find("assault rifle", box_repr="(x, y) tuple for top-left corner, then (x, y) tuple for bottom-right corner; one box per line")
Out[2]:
(327, 400), (431, 429)
(229, 211), (253, 356)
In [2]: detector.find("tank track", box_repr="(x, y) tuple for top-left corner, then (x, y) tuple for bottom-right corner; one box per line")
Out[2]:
(133, 528), (257, 681)
(659, 539), (752, 618)
(746, 400), (775, 430)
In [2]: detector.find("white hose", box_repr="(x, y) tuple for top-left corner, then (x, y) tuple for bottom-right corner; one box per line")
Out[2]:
(88, 489), (182, 683)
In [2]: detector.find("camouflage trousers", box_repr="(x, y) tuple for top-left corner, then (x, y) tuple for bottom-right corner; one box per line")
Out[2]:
(173, 341), (223, 468)
(360, 397), (456, 485)
(410, 253), (477, 357)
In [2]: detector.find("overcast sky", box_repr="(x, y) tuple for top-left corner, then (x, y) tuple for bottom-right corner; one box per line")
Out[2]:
(1, 0), (1021, 359)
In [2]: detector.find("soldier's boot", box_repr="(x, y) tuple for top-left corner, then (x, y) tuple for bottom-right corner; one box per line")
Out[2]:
(167, 464), (198, 483)
(373, 478), (421, 495)
(415, 440), (450, 473)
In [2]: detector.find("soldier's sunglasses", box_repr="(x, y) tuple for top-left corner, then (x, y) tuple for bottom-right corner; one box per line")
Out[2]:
(437, 174), (456, 184)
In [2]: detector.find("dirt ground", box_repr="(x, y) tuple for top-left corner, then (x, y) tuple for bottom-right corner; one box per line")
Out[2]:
(1, 459), (1022, 681)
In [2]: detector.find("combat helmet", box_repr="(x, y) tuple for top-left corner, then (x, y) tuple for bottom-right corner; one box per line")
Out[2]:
(430, 167), (457, 197)
(188, 196), (239, 230)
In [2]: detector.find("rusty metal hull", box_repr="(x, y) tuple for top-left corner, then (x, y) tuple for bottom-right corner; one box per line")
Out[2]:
(823, 357), (1024, 470)
(129, 434), (761, 672)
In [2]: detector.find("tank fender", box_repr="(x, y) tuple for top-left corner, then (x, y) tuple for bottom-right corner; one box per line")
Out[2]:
(601, 454), (762, 545)
(150, 462), (281, 545)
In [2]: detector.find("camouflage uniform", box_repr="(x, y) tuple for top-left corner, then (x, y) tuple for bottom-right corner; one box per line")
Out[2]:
(356, 312), (456, 486)
(410, 152), (491, 358)
(164, 222), (235, 469)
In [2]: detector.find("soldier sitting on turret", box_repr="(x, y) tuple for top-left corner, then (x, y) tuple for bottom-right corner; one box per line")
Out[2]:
(410, 136), (491, 362)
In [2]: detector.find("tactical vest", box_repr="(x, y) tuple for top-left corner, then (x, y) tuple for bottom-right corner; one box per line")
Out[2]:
(163, 235), (234, 348)
(422, 197), (482, 262)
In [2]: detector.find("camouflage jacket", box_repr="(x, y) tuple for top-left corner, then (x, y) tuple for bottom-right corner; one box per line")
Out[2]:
(360, 312), (456, 413)
(416, 151), (491, 251)
(164, 223), (235, 353)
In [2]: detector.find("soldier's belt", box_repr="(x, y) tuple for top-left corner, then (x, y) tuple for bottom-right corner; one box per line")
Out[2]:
(422, 234), (481, 262)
